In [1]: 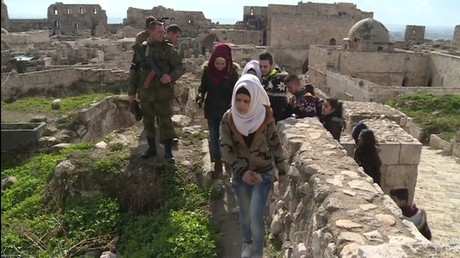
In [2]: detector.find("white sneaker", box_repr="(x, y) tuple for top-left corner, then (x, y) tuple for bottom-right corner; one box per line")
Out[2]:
(241, 243), (252, 258)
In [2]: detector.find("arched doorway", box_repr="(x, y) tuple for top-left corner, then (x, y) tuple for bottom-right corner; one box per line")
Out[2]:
(329, 38), (336, 45)
(202, 34), (219, 55)
(402, 77), (409, 86)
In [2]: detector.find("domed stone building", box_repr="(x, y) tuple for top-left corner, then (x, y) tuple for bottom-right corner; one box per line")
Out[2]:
(344, 18), (394, 52)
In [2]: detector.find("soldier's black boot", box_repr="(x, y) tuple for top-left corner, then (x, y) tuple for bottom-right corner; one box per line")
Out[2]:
(141, 137), (157, 159)
(163, 139), (175, 164)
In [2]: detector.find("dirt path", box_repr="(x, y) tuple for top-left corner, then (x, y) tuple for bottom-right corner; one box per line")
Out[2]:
(211, 177), (243, 258)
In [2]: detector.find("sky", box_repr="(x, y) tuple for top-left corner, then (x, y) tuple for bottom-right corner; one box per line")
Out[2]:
(4, 0), (460, 28)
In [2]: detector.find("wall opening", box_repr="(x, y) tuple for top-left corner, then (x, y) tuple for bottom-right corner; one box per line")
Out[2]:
(54, 21), (59, 27)
(66, 8), (70, 14)
(302, 59), (309, 74)
(54, 8), (58, 15)
(93, 8), (97, 14)
(329, 38), (336, 45)
(377, 46), (383, 51)
(80, 7), (84, 14)
(402, 77), (409, 86)
(250, 7), (254, 16)
(75, 23), (79, 29)
(427, 77), (432, 87)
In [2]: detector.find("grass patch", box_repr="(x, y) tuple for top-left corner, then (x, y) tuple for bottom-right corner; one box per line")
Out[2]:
(2, 139), (218, 257)
(1, 93), (113, 115)
(386, 93), (460, 142)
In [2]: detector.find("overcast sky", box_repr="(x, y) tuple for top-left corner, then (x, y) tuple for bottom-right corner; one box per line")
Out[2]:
(5, 0), (460, 27)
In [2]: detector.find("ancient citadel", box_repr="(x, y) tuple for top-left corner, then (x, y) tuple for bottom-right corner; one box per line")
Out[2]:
(1, 1), (460, 257)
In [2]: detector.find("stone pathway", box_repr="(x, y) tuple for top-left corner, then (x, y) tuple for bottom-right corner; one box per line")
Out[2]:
(414, 146), (460, 256)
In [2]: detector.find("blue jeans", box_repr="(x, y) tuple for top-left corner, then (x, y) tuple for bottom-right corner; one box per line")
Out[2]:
(232, 171), (273, 256)
(207, 116), (222, 161)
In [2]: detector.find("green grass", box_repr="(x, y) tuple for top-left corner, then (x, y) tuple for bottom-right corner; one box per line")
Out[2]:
(386, 93), (460, 142)
(1, 93), (113, 115)
(1, 139), (218, 257)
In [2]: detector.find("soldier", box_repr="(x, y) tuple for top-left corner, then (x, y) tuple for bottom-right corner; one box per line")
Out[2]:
(165, 24), (181, 46)
(135, 16), (156, 45)
(128, 20), (185, 163)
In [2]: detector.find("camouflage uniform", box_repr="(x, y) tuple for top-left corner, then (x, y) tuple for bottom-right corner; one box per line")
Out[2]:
(128, 39), (185, 160)
(135, 30), (149, 45)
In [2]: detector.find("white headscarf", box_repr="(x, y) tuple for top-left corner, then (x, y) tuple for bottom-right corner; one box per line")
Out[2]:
(242, 60), (262, 81)
(231, 74), (271, 136)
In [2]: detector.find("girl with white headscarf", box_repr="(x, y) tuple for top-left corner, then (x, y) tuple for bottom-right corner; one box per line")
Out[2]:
(241, 60), (262, 81)
(220, 74), (286, 258)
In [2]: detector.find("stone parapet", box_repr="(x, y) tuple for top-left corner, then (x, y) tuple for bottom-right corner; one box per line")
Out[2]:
(340, 118), (421, 205)
(270, 117), (437, 257)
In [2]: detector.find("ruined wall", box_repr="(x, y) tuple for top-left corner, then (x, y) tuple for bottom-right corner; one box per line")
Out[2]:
(454, 25), (460, 45)
(1, 30), (50, 52)
(47, 3), (107, 36)
(1, 0), (9, 29)
(125, 6), (211, 38)
(1, 68), (128, 100)
(404, 25), (425, 44)
(429, 52), (460, 87)
(267, 2), (372, 48)
(211, 29), (264, 46)
(325, 71), (460, 103)
(270, 117), (439, 257)
(7, 19), (49, 32)
(338, 51), (430, 86)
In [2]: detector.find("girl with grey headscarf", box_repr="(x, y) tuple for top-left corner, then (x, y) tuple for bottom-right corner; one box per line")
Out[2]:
(220, 74), (286, 258)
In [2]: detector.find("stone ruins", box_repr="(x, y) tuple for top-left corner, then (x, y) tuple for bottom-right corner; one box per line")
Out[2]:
(1, 0), (459, 257)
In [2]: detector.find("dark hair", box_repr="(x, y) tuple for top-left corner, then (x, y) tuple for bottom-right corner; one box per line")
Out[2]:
(148, 20), (164, 30)
(390, 188), (409, 202)
(259, 52), (273, 65)
(236, 87), (250, 97)
(167, 24), (181, 34)
(359, 129), (377, 151)
(352, 121), (368, 144)
(145, 16), (156, 28)
(304, 83), (315, 96)
(285, 75), (300, 85)
(325, 98), (343, 119)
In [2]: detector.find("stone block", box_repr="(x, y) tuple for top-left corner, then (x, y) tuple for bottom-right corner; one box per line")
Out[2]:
(383, 164), (417, 205)
(378, 143), (400, 165)
(399, 141), (422, 164)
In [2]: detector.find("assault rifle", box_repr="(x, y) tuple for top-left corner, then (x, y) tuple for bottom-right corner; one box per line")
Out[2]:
(132, 43), (181, 105)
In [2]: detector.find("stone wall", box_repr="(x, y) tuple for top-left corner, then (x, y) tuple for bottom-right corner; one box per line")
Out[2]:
(324, 71), (460, 103)
(404, 25), (425, 44)
(453, 25), (460, 45)
(210, 29), (264, 46)
(1, 0), (8, 29)
(430, 52), (460, 87)
(7, 19), (49, 32)
(2, 30), (50, 51)
(1, 67), (128, 100)
(266, 2), (372, 48)
(47, 3), (108, 36)
(270, 117), (438, 257)
(340, 118), (422, 205)
(309, 45), (460, 89)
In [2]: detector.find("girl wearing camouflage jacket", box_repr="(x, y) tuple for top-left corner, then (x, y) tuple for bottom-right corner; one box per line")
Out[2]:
(220, 73), (286, 258)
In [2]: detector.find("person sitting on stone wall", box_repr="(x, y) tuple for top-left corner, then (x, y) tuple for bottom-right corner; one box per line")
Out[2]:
(283, 75), (323, 119)
(353, 129), (382, 186)
(390, 187), (432, 240)
(320, 98), (344, 142)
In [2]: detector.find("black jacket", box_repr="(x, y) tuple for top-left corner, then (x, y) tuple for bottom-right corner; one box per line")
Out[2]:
(198, 64), (239, 119)
(321, 114), (344, 142)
